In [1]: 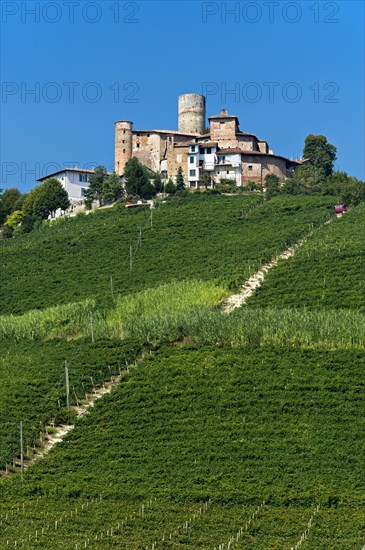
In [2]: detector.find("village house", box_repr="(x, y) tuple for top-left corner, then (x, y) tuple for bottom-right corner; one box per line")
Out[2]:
(37, 168), (102, 202)
(115, 94), (304, 187)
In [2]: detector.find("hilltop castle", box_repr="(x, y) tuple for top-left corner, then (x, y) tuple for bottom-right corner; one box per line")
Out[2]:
(115, 93), (303, 187)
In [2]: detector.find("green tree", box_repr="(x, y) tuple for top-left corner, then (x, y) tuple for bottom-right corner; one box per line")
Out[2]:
(22, 187), (40, 217)
(322, 171), (365, 205)
(265, 174), (280, 200)
(4, 210), (24, 229)
(165, 179), (176, 194)
(102, 172), (123, 203)
(303, 134), (337, 177)
(23, 179), (69, 219)
(84, 166), (108, 207)
(140, 181), (157, 199)
(0, 187), (23, 225)
(199, 171), (211, 189)
(291, 164), (326, 192)
(282, 178), (303, 195)
(175, 166), (185, 190)
(153, 173), (164, 193)
(124, 157), (156, 198)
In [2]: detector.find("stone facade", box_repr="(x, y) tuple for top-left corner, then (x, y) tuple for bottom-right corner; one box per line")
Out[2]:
(178, 94), (206, 134)
(114, 97), (303, 186)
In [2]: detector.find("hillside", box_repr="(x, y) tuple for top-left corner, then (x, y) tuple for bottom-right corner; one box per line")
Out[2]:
(1, 193), (364, 548)
(246, 203), (365, 309)
(0, 194), (334, 315)
(1, 346), (364, 548)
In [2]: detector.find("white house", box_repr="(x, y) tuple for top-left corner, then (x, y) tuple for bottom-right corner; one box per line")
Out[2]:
(187, 142), (218, 187)
(37, 168), (98, 202)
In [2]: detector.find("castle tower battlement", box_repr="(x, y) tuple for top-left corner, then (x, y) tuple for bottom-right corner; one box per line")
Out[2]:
(115, 120), (133, 175)
(178, 94), (206, 134)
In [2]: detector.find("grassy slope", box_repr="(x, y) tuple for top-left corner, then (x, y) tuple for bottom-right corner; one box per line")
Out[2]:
(2, 194), (364, 548)
(0, 194), (334, 315)
(0, 339), (139, 469)
(246, 203), (365, 309)
(1, 346), (364, 549)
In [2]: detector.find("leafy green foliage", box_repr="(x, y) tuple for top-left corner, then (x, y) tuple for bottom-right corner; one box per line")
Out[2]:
(321, 171), (365, 206)
(0, 194), (335, 315)
(152, 172), (164, 193)
(0, 339), (139, 469)
(175, 166), (185, 190)
(199, 170), (211, 188)
(83, 166), (107, 206)
(124, 157), (156, 198)
(247, 202), (365, 309)
(101, 171), (124, 204)
(4, 210), (24, 229)
(265, 173), (280, 199)
(0, 188), (23, 225)
(303, 134), (337, 177)
(23, 179), (70, 219)
(1, 346), (364, 547)
(165, 179), (176, 194)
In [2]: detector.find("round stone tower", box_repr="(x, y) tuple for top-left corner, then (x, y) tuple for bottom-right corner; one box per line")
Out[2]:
(115, 120), (133, 175)
(178, 94), (206, 134)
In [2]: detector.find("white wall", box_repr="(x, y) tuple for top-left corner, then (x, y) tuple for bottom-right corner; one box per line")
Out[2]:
(57, 170), (90, 201)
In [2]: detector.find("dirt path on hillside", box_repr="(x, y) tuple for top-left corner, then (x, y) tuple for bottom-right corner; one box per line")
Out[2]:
(4, 370), (132, 476)
(221, 219), (333, 313)
(37, 373), (125, 459)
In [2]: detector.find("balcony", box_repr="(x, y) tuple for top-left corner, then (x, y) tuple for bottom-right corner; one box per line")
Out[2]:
(202, 163), (215, 171)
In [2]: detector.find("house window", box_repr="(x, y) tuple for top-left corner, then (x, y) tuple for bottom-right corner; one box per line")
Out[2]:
(248, 165), (253, 171)
(191, 146), (195, 152)
(206, 147), (211, 154)
(123, 149), (125, 153)
(79, 174), (88, 183)
(190, 170), (196, 177)
(137, 143), (140, 148)
(189, 156), (194, 164)
(200, 148), (205, 154)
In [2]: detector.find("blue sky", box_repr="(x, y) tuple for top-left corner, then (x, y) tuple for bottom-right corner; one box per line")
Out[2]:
(1, 0), (364, 192)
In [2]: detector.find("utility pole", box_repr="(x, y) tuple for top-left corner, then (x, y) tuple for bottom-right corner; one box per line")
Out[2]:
(20, 421), (24, 478)
(65, 361), (70, 409)
(90, 313), (95, 343)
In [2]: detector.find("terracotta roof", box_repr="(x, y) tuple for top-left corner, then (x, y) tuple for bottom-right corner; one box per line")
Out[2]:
(217, 148), (247, 154)
(241, 150), (302, 165)
(237, 131), (261, 140)
(215, 149), (303, 165)
(174, 141), (195, 147)
(196, 133), (211, 140)
(208, 112), (239, 121)
(197, 141), (218, 147)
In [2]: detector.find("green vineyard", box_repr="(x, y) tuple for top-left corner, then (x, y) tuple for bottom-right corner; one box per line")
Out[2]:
(1, 194), (364, 548)
(1, 346), (364, 548)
